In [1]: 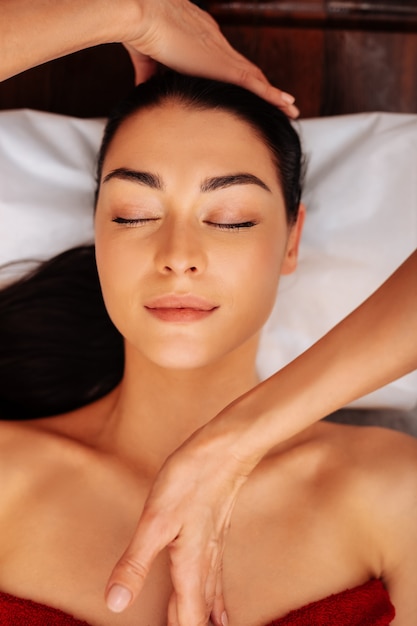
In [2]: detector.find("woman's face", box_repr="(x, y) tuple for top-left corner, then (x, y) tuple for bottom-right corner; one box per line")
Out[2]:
(95, 102), (303, 370)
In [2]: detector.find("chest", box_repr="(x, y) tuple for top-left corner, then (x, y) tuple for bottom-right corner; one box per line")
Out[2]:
(0, 456), (379, 626)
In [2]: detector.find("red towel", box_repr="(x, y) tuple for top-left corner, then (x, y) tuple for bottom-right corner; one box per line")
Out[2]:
(266, 579), (395, 626)
(0, 591), (89, 625)
(0, 579), (394, 625)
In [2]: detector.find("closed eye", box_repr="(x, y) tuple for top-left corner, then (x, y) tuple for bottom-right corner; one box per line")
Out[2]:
(112, 217), (160, 226)
(207, 221), (257, 230)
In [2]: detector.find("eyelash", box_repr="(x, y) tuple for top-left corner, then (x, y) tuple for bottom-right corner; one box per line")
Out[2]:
(112, 217), (158, 226)
(112, 217), (257, 230)
(207, 221), (257, 230)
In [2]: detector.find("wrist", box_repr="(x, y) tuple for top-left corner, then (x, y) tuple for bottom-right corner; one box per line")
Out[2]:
(199, 392), (271, 474)
(104, 0), (144, 45)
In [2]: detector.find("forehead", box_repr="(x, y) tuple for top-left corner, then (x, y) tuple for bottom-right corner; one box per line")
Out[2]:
(102, 103), (280, 190)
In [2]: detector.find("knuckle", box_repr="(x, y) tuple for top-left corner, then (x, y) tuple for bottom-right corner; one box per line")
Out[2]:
(238, 63), (264, 84)
(237, 67), (253, 86)
(140, 507), (176, 542)
(118, 555), (150, 582)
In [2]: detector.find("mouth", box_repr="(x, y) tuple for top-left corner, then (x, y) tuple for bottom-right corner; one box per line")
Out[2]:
(144, 294), (218, 322)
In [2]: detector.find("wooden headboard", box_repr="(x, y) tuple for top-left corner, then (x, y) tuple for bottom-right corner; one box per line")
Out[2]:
(1, 0), (417, 118)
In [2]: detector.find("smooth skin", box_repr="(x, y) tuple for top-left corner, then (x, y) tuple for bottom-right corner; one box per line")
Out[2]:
(0, 103), (417, 626)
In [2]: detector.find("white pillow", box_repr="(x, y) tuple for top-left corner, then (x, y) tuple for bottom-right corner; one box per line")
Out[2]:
(0, 109), (99, 273)
(259, 113), (417, 409)
(0, 109), (416, 409)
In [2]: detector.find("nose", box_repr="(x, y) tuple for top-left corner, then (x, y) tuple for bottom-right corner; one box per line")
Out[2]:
(154, 218), (207, 275)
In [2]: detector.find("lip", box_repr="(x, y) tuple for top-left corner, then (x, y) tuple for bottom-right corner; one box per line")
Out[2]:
(144, 294), (218, 322)
(145, 294), (218, 310)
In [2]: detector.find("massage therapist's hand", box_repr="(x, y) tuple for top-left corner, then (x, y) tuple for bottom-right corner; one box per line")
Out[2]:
(121, 0), (299, 117)
(1, 0), (298, 118)
(105, 408), (261, 626)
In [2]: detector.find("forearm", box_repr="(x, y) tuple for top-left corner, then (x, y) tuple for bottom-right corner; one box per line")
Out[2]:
(214, 250), (417, 465)
(0, 0), (137, 81)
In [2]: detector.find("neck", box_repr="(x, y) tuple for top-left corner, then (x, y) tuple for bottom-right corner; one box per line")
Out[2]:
(97, 339), (259, 475)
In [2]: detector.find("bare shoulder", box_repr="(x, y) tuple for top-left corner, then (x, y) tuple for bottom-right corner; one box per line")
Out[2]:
(340, 422), (417, 485)
(311, 421), (417, 583)
(0, 420), (65, 544)
(314, 421), (417, 503)
(264, 420), (417, 527)
(0, 387), (118, 458)
(0, 415), (108, 559)
(327, 424), (417, 624)
(0, 387), (124, 510)
(268, 419), (417, 484)
(0, 419), (49, 470)
(0, 394), (117, 506)
(0, 418), (92, 497)
(0, 387), (123, 517)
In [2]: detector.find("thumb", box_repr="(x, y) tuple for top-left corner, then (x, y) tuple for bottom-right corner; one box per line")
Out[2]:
(123, 43), (157, 84)
(105, 513), (176, 612)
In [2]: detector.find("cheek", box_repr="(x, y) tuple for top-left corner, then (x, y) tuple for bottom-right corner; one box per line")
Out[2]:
(224, 231), (287, 326)
(246, 229), (286, 287)
(94, 232), (141, 331)
(247, 246), (284, 321)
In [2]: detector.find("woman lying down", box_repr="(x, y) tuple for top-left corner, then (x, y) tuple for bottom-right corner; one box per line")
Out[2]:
(0, 71), (416, 626)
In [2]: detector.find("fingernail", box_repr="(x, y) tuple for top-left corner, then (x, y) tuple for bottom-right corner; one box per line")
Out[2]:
(281, 92), (295, 104)
(106, 584), (132, 613)
(221, 611), (229, 626)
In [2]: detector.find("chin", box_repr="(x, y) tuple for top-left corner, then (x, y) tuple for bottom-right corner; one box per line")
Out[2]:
(148, 349), (220, 371)
(133, 337), (236, 371)
(126, 330), (261, 373)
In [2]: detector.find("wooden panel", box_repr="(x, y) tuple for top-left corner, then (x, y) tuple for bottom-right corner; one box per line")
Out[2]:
(222, 25), (325, 117)
(221, 24), (417, 116)
(209, 0), (417, 28)
(322, 29), (417, 114)
(0, 45), (133, 118)
(211, 1), (417, 116)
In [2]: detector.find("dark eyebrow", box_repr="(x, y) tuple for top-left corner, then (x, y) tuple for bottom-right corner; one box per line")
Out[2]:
(102, 168), (164, 190)
(102, 169), (271, 194)
(200, 173), (271, 193)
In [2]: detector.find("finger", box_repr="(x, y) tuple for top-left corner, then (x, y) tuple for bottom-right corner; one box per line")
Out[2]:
(165, 41), (298, 116)
(167, 544), (211, 625)
(210, 566), (226, 626)
(234, 70), (300, 118)
(167, 592), (180, 626)
(169, 536), (221, 626)
(197, 45), (300, 117)
(105, 511), (177, 613)
(174, 14), (299, 116)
